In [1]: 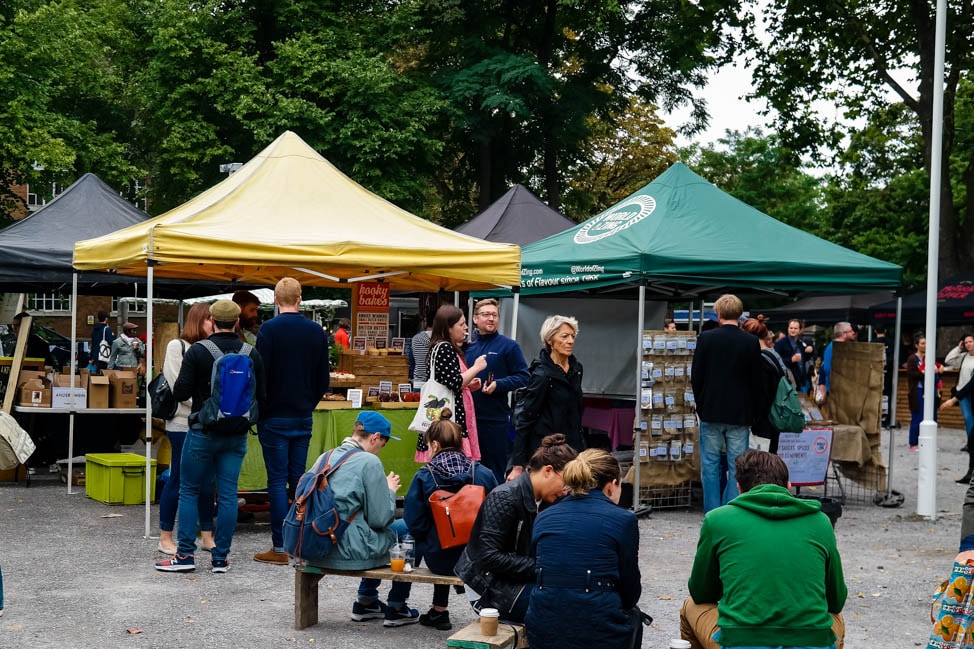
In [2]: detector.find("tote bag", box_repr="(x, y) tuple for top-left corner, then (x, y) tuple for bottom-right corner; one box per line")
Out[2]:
(409, 348), (456, 434)
(928, 559), (974, 649)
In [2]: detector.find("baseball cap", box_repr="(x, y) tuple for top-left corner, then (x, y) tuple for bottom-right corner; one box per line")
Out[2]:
(355, 411), (399, 440)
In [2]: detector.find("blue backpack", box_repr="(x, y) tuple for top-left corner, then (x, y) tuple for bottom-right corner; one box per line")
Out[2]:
(283, 448), (362, 560)
(191, 339), (258, 435)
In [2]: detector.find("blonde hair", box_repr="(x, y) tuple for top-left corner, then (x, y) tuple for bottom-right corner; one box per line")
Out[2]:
(562, 449), (621, 496)
(540, 315), (579, 348)
(714, 294), (743, 321)
(275, 277), (302, 307)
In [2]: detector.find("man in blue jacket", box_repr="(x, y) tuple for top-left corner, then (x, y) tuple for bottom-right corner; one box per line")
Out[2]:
(465, 298), (530, 483)
(254, 278), (330, 566)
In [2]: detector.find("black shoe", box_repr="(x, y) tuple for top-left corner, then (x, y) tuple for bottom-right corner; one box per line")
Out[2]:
(418, 608), (453, 631)
(962, 445), (969, 453)
(957, 473), (973, 484)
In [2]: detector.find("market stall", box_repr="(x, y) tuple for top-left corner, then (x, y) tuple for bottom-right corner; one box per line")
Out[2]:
(508, 162), (903, 509)
(73, 131), (520, 535)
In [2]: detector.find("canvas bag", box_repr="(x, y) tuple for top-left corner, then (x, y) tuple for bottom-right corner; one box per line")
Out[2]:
(191, 340), (258, 435)
(148, 340), (186, 420)
(98, 327), (111, 363)
(928, 559), (974, 649)
(428, 463), (486, 549)
(283, 448), (362, 560)
(764, 350), (806, 433)
(409, 346), (456, 434)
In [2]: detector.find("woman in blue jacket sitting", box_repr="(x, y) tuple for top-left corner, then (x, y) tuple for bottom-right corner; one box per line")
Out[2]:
(404, 409), (498, 631)
(527, 448), (642, 649)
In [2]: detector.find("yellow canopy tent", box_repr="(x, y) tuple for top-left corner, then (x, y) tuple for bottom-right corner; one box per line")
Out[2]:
(73, 131), (520, 290)
(71, 131), (520, 536)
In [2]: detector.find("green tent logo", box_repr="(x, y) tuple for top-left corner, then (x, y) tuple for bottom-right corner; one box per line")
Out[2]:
(573, 195), (656, 244)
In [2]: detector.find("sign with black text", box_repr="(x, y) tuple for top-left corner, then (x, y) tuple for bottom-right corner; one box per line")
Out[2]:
(777, 428), (834, 486)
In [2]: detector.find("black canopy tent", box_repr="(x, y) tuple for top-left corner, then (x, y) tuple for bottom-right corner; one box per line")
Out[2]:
(0, 174), (247, 297)
(763, 292), (895, 327)
(869, 272), (974, 326)
(455, 184), (576, 246)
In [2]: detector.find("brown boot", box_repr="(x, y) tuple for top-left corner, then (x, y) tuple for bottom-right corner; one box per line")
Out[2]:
(254, 549), (289, 565)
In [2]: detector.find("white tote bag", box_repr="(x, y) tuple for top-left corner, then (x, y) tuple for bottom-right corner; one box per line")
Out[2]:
(408, 349), (456, 433)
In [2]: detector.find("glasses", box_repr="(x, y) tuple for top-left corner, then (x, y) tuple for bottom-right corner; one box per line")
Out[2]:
(477, 312), (499, 319)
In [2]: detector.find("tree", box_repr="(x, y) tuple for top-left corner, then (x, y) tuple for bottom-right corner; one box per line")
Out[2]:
(420, 0), (746, 222)
(682, 128), (823, 230)
(746, 0), (974, 278)
(561, 97), (679, 220)
(0, 0), (143, 222)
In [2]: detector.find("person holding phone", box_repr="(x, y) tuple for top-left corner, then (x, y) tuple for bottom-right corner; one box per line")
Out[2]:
(465, 299), (530, 484)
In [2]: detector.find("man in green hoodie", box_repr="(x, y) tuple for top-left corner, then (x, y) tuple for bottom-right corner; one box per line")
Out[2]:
(680, 450), (847, 649)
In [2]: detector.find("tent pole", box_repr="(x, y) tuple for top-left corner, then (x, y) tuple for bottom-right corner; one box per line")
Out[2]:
(633, 284), (646, 510)
(510, 289), (520, 341)
(144, 263), (154, 538)
(67, 272), (78, 495)
(887, 296), (903, 501)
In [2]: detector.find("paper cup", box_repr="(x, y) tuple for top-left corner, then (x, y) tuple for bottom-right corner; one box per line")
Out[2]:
(480, 607), (500, 636)
(669, 640), (692, 649)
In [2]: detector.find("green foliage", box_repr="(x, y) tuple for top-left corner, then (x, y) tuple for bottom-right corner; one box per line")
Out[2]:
(682, 128), (823, 231)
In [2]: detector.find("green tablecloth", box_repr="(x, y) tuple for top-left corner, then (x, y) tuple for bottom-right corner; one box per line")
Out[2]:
(237, 408), (421, 495)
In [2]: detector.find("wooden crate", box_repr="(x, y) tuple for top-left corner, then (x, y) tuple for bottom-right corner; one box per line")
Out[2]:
(316, 400), (354, 410)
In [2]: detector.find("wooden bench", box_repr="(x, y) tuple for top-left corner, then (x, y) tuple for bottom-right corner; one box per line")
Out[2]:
(294, 563), (464, 629)
(447, 621), (528, 649)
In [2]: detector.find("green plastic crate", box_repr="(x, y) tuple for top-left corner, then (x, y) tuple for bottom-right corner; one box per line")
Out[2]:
(85, 453), (157, 505)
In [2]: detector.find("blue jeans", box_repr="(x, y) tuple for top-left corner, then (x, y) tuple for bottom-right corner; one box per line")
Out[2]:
(477, 419), (512, 484)
(961, 397), (974, 437)
(359, 519), (412, 608)
(700, 422), (749, 513)
(258, 418), (313, 549)
(177, 430), (248, 561)
(159, 430), (214, 533)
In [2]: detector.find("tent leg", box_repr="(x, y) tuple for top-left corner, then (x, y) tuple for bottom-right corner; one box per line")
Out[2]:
(633, 285), (645, 510)
(145, 265), (154, 538)
(67, 272), (79, 495)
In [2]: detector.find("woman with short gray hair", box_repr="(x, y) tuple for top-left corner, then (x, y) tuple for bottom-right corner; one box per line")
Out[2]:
(508, 315), (584, 481)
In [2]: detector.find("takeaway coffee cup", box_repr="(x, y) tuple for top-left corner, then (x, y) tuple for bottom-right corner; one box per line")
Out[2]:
(480, 607), (500, 636)
(669, 640), (691, 649)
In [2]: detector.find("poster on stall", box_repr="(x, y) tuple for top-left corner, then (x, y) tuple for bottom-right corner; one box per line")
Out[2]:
(777, 428), (833, 486)
(355, 282), (390, 345)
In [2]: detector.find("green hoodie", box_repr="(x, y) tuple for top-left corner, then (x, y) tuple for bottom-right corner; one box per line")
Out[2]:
(688, 484), (847, 647)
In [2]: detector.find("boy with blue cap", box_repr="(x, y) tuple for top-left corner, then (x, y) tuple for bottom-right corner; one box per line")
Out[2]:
(312, 411), (419, 626)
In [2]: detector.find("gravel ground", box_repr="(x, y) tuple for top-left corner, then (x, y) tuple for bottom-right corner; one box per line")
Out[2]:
(0, 426), (968, 648)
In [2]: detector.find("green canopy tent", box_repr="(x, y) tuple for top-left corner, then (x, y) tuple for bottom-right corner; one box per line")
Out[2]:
(507, 162), (903, 509)
(518, 162), (902, 295)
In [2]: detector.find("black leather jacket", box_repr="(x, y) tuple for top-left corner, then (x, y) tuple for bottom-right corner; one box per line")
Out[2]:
(455, 471), (537, 613)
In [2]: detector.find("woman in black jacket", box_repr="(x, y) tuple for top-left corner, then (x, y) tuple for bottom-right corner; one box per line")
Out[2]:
(743, 317), (785, 453)
(454, 434), (577, 622)
(510, 316), (584, 480)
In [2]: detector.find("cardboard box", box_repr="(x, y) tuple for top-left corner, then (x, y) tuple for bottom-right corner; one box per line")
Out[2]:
(55, 372), (89, 391)
(88, 375), (110, 409)
(108, 371), (138, 409)
(18, 378), (51, 408)
(52, 387), (87, 409)
(85, 453), (157, 504)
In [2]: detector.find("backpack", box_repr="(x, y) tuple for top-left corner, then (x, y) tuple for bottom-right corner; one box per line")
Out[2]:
(764, 351), (806, 433)
(283, 448), (362, 560)
(148, 340), (186, 420)
(191, 339), (258, 435)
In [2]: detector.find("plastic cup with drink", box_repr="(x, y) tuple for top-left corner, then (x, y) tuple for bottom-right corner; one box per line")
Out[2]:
(390, 544), (406, 573)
